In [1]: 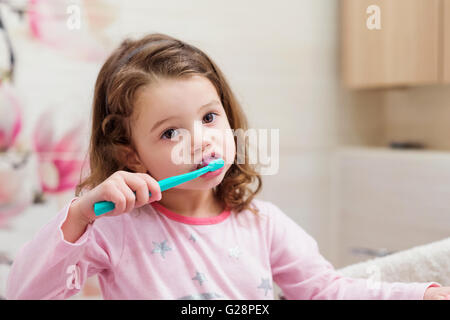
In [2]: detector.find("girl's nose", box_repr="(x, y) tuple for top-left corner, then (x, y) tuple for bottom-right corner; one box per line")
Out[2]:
(191, 121), (212, 161)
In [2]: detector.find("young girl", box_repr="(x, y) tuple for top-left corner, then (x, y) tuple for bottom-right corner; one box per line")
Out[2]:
(5, 33), (449, 300)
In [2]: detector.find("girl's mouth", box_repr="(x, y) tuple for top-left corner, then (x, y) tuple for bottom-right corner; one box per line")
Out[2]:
(195, 152), (220, 170)
(190, 152), (223, 172)
(186, 152), (225, 178)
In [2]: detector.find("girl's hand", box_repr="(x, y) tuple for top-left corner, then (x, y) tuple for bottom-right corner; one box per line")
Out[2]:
(73, 171), (162, 224)
(423, 286), (450, 300)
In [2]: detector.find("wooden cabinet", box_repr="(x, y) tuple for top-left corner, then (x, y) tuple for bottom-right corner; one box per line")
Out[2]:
(341, 0), (442, 89)
(444, 0), (450, 83)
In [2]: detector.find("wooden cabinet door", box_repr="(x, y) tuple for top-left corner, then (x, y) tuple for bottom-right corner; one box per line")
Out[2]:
(444, 0), (450, 83)
(341, 0), (441, 89)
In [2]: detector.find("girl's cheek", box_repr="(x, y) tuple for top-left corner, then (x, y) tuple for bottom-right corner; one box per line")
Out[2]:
(168, 138), (192, 167)
(146, 148), (178, 179)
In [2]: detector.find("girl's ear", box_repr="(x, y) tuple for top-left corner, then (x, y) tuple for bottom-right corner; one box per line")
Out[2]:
(118, 145), (147, 173)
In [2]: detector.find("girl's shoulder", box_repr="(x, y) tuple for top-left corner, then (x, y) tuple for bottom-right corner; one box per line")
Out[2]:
(247, 198), (305, 230)
(249, 197), (284, 213)
(241, 198), (287, 223)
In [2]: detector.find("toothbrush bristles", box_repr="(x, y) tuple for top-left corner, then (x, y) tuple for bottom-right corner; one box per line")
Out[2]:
(208, 158), (225, 171)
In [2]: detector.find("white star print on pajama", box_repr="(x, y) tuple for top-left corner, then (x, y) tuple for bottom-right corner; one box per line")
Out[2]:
(192, 271), (207, 286)
(257, 278), (273, 296)
(151, 240), (172, 258)
(228, 245), (242, 259)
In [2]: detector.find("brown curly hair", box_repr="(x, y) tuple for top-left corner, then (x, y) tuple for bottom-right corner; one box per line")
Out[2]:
(75, 33), (262, 215)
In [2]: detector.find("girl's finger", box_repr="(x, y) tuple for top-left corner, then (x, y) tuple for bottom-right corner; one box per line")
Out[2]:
(128, 174), (150, 208)
(136, 172), (162, 203)
(114, 177), (137, 214)
(105, 183), (126, 215)
(117, 171), (151, 210)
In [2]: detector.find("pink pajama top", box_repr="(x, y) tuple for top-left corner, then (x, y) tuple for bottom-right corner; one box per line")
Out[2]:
(6, 197), (438, 299)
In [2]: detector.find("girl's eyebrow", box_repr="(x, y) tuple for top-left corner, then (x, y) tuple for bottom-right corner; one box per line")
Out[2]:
(197, 99), (220, 113)
(150, 115), (179, 133)
(150, 99), (220, 133)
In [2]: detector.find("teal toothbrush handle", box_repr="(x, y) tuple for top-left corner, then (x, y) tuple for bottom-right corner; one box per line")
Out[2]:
(94, 165), (213, 216)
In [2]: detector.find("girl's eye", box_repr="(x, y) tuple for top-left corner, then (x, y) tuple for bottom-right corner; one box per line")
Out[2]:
(203, 112), (217, 124)
(161, 128), (178, 140)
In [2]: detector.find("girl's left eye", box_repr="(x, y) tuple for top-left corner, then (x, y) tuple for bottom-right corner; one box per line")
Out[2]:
(161, 128), (179, 140)
(203, 112), (217, 124)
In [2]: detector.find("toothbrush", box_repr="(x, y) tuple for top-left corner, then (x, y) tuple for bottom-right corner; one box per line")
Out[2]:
(93, 158), (225, 216)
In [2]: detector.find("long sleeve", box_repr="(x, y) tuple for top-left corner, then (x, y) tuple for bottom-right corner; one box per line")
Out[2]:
(5, 197), (122, 300)
(268, 203), (440, 300)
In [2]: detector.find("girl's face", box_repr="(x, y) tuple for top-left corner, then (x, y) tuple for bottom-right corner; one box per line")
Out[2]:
(130, 75), (236, 190)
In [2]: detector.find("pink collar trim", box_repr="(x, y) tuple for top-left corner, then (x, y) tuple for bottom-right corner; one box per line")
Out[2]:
(150, 202), (231, 225)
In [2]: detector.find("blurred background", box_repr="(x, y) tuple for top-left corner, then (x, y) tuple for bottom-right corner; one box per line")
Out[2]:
(0, 0), (449, 299)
